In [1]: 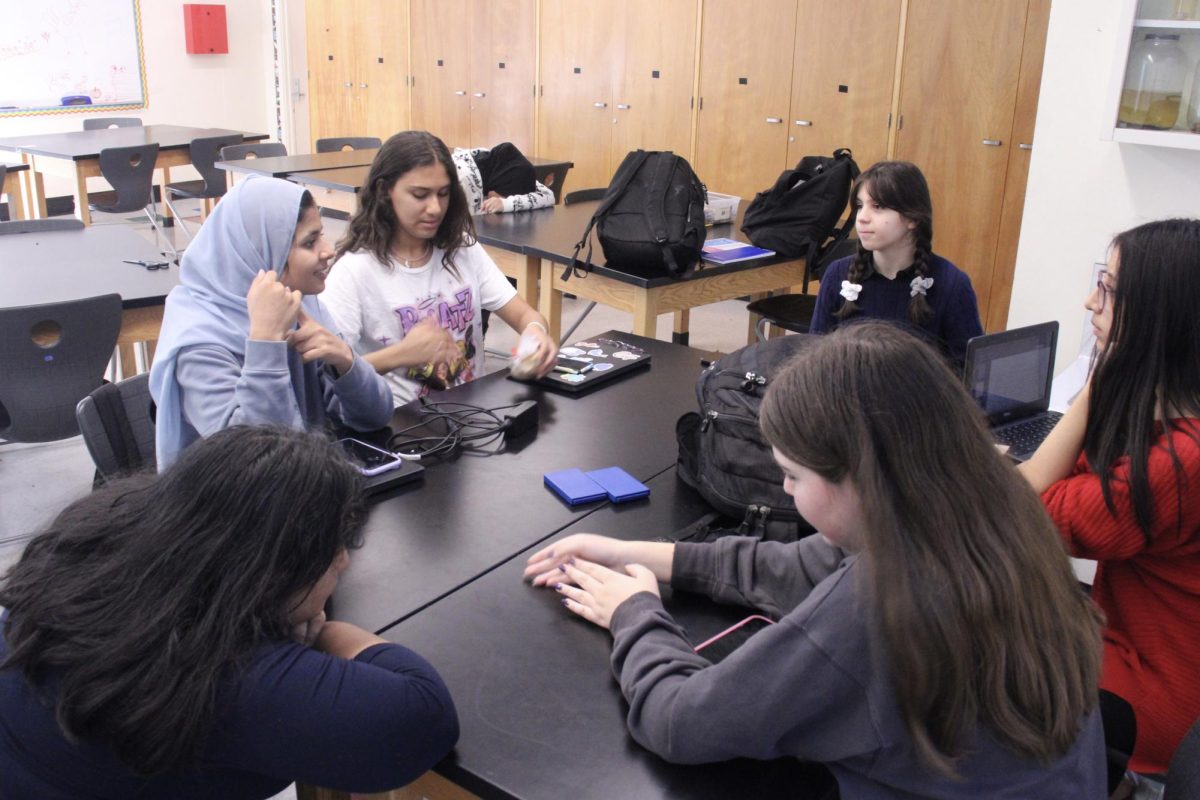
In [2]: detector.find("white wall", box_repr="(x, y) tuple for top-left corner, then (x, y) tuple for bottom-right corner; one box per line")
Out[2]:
(0, 1), (277, 192)
(1010, 0), (1200, 368)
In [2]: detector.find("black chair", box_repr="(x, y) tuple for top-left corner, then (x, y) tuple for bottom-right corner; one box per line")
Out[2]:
(89, 143), (177, 261)
(76, 372), (156, 480)
(315, 136), (381, 153)
(162, 134), (243, 243)
(745, 237), (859, 341)
(1165, 717), (1200, 799)
(0, 294), (122, 443)
(0, 218), (85, 235)
(82, 117), (142, 130)
(220, 141), (288, 161)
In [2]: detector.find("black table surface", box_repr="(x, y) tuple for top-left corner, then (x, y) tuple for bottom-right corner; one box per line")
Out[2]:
(286, 156), (577, 193)
(1, 163), (29, 173)
(2, 225), (179, 309)
(382, 468), (835, 800)
(473, 200), (800, 290)
(0, 125), (268, 160)
(333, 331), (714, 634)
(217, 148), (379, 178)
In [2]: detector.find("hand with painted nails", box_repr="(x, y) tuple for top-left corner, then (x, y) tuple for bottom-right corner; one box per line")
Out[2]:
(286, 308), (354, 374)
(552, 558), (660, 630)
(523, 534), (675, 587)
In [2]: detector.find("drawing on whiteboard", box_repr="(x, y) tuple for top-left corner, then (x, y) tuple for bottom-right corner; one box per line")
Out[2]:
(0, 1), (147, 115)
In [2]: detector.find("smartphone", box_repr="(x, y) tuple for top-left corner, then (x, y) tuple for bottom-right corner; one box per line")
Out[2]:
(693, 615), (775, 663)
(336, 438), (404, 476)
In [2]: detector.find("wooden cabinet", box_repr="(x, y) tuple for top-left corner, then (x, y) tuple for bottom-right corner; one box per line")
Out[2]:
(538, 0), (697, 192)
(786, 0), (901, 173)
(411, 0), (536, 151)
(306, 0), (409, 149)
(695, 0), (900, 202)
(695, 0), (797, 201)
(893, 0), (1030, 325)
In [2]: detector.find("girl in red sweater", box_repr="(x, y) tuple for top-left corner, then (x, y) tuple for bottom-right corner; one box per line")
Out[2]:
(1022, 218), (1200, 783)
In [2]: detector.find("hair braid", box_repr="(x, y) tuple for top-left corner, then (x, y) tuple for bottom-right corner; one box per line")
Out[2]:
(833, 243), (876, 320)
(907, 230), (934, 326)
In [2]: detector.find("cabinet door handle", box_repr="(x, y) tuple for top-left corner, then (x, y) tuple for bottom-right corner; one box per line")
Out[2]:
(360, 83), (368, 89)
(766, 117), (783, 124)
(616, 103), (631, 110)
(343, 82), (353, 88)
(794, 119), (812, 127)
(1018, 142), (1033, 150)
(982, 139), (1002, 146)
(454, 90), (467, 96)
(593, 101), (607, 108)
(472, 92), (486, 98)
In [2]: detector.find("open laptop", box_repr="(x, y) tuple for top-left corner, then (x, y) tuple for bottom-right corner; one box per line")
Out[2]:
(963, 321), (1063, 462)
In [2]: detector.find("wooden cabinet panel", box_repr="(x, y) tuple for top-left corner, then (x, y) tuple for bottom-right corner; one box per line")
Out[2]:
(612, 0), (699, 162)
(894, 0), (1028, 321)
(787, 0), (900, 172)
(359, 0), (410, 143)
(469, 0), (536, 151)
(410, 0), (472, 147)
(306, 0), (356, 147)
(538, 0), (622, 190)
(987, 0), (1049, 332)
(695, 0), (797, 201)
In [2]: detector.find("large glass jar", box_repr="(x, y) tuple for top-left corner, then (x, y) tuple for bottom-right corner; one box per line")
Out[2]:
(1119, 33), (1190, 129)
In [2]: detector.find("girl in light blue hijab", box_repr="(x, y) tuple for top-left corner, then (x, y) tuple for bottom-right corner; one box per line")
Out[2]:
(149, 175), (393, 468)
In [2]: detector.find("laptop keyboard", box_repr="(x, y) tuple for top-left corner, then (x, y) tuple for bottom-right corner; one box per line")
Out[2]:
(994, 412), (1064, 456)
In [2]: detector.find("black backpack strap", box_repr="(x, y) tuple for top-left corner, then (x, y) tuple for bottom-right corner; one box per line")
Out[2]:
(90, 382), (144, 473)
(562, 150), (653, 281)
(804, 149), (862, 288)
(642, 154), (672, 245)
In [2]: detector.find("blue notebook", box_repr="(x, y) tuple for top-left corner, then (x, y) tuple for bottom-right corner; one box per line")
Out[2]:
(701, 237), (775, 265)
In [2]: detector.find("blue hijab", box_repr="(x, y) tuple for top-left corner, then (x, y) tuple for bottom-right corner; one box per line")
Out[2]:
(149, 175), (334, 467)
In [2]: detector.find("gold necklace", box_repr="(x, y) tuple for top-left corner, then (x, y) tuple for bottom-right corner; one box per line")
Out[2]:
(393, 241), (432, 268)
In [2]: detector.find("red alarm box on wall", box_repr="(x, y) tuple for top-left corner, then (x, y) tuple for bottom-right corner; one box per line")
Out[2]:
(183, 4), (228, 55)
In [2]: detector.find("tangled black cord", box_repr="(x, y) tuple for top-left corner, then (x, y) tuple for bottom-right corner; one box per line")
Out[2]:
(386, 400), (527, 460)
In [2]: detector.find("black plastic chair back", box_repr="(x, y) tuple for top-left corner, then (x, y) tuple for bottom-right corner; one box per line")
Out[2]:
(220, 142), (288, 161)
(0, 218), (85, 235)
(92, 144), (160, 214)
(171, 134), (243, 199)
(0, 294), (123, 443)
(315, 137), (381, 153)
(83, 117), (143, 130)
(1166, 716), (1200, 799)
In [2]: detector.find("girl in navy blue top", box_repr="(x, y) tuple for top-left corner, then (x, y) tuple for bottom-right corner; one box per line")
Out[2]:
(0, 426), (458, 799)
(809, 160), (983, 367)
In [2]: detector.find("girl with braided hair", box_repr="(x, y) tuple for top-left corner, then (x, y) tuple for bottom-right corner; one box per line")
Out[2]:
(809, 160), (982, 367)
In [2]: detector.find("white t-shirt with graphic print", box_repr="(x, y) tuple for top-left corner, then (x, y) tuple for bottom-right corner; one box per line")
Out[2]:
(322, 242), (518, 406)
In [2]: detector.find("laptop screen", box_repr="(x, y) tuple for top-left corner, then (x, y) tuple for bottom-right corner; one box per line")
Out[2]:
(964, 322), (1059, 425)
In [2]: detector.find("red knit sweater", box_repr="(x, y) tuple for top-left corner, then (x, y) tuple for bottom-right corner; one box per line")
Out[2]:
(1042, 421), (1200, 775)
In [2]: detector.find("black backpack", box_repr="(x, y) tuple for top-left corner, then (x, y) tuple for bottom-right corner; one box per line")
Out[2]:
(741, 148), (860, 277)
(566, 150), (706, 281)
(676, 335), (818, 542)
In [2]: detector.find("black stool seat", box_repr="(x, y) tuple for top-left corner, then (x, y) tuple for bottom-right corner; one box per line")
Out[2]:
(163, 178), (208, 199)
(746, 293), (818, 334)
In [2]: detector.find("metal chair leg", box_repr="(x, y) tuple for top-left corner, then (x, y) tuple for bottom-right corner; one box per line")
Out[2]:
(161, 194), (196, 243)
(560, 301), (597, 345)
(143, 207), (180, 263)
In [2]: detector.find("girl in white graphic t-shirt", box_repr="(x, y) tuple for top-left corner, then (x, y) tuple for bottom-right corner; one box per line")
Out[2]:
(324, 131), (558, 406)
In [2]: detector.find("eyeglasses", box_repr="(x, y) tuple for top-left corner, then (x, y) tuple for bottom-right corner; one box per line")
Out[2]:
(1095, 269), (1114, 313)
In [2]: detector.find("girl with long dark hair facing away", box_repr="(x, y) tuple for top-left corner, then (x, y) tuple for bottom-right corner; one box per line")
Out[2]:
(809, 160), (983, 367)
(525, 322), (1106, 798)
(0, 426), (458, 799)
(323, 131), (558, 407)
(149, 175), (393, 469)
(1022, 218), (1200, 781)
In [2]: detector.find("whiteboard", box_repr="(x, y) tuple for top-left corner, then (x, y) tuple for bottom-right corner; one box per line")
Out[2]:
(0, 1), (147, 116)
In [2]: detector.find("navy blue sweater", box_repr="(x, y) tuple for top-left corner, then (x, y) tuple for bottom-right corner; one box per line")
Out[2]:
(0, 629), (459, 799)
(810, 254), (983, 368)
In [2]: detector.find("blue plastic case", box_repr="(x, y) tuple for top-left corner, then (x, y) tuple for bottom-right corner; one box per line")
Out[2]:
(543, 468), (608, 505)
(585, 466), (650, 503)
